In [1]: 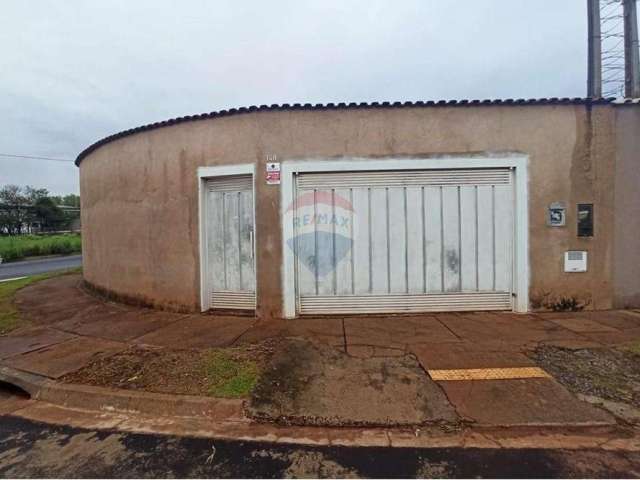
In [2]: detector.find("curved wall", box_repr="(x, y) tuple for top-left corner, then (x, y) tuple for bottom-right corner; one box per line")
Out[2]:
(79, 103), (617, 316)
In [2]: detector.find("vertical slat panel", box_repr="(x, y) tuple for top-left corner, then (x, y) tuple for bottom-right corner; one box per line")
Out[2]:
(494, 184), (514, 292)
(476, 185), (494, 291)
(334, 187), (353, 295)
(370, 188), (388, 294)
(224, 192), (241, 291)
(315, 189), (335, 295)
(424, 187), (443, 292)
(460, 186), (478, 291)
(295, 190), (317, 296)
(351, 188), (371, 294)
(239, 190), (255, 292)
(207, 191), (225, 292)
(406, 187), (424, 293)
(349, 188), (356, 295)
(388, 187), (406, 293)
(442, 186), (461, 292)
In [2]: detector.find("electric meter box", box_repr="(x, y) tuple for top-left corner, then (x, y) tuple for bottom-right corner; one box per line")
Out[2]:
(564, 251), (588, 272)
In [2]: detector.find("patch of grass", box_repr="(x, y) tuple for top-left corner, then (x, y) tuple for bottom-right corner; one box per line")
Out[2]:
(62, 340), (276, 398)
(0, 234), (81, 262)
(203, 349), (259, 398)
(0, 268), (81, 335)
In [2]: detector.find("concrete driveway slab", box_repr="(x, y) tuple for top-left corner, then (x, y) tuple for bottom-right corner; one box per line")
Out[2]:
(18, 302), (97, 326)
(439, 378), (615, 426)
(411, 343), (535, 370)
(13, 274), (96, 326)
(347, 344), (406, 358)
(441, 313), (587, 347)
(286, 318), (345, 347)
(537, 311), (640, 334)
(13, 273), (79, 299)
(249, 338), (458, 427)
(134, 314), (254, 349)
(344, 316), (460, 350)
(54, 308), (183, 342)
(0, 327), (77, 360)
(53, 303), (134, 329)
(578, 327), (640, 346)
(585, 311), (640, 331)
(4, 337), (126, 378)
(538, 338), (605, 350)
(235, 318), (345, 348)
(547, 317), (619, 333)
(433, 313), (508, 345)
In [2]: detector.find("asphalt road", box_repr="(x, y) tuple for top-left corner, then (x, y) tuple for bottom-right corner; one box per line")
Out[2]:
(0, 388), (637, 479)
(0, 254), (82, 281)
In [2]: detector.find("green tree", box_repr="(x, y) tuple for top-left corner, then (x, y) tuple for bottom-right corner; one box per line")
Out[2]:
(0, 185), (31, 234)
(33, 197), (67, 231)
(61, 194), (80, 208)
(25, 186), (49, 203)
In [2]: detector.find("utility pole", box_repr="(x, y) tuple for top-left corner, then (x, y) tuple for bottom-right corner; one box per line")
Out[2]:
(623, 0), (640, 97)
(587, 0), (602, 97)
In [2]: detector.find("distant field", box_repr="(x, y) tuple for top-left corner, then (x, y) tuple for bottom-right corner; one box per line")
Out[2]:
(0, 234), (82, 263)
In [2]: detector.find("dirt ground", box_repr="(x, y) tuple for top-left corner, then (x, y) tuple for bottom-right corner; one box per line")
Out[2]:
(248, 338), (459, 428)
(62, 340), (278, 397)
(531, 345), (640, 423)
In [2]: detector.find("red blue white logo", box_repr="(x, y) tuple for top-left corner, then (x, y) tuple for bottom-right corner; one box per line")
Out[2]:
(285, 191), (354, 277)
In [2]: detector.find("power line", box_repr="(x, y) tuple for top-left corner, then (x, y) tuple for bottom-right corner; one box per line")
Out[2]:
(0, 153), (75, 163)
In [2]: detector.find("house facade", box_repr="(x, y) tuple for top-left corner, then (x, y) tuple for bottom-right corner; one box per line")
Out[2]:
(76, 98), (640, 318)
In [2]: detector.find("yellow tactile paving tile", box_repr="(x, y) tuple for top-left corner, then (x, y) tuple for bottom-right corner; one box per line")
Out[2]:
(428, 367), (552, 381)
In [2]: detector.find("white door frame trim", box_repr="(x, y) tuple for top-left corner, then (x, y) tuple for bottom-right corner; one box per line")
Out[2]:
(197, 164), (256, 312)
(280, 155), (529, 318)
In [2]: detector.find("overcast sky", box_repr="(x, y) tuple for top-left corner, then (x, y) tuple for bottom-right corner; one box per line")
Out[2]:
(0, 0), (598, 195)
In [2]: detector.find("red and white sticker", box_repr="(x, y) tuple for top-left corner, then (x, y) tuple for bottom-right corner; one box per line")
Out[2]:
(266, 162), (280, 185)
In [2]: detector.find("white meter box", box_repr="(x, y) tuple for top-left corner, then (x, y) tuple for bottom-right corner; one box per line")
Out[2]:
(564, 251), (588, 272)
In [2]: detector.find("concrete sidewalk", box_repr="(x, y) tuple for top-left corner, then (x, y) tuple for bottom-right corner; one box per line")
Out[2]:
(2, 274), (640, 429)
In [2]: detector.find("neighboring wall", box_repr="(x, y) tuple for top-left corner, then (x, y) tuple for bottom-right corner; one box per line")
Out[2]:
(79, 104), (617, 316)
(613, 105), (640, 308)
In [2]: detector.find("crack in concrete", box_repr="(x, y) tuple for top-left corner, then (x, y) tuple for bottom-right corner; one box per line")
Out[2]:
(435, 317), (463, 341)
(229, 322), (259, 346)
(409, 351), (470, 426)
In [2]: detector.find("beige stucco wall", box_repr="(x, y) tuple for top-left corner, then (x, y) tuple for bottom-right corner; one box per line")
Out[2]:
(79, 104), (619, 317)
(613, 105), (640, 308)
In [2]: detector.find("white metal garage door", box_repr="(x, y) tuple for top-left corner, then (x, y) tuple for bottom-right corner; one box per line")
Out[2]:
(292, 168), (514, 314)
(205, 175), (256, 310)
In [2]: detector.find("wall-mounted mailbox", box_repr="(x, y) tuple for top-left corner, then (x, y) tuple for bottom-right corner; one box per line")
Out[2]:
(548, 202), (566, 227)
(577, 203), (594, 237)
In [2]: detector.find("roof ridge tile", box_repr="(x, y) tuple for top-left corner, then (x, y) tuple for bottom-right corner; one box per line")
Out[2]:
(75, 97), (617, 165)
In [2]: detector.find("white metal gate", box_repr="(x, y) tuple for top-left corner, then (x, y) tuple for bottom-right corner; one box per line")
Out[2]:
(292, 168), (514, 314)
(205, 175), (256, 310)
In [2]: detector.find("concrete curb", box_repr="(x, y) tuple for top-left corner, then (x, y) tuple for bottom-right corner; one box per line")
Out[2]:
(2, 365), (638, 451)
(0, 365), (244, 420)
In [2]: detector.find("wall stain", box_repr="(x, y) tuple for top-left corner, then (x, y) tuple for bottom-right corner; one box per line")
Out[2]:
(445, 249), (459, 274)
